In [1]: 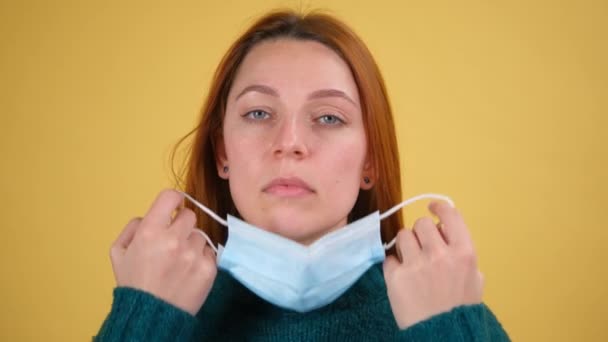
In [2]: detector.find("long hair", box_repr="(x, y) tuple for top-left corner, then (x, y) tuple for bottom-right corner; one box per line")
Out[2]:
(171, 10), (403, 249)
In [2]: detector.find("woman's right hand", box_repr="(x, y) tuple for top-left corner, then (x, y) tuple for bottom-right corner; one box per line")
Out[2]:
(109, 189), (217, 316)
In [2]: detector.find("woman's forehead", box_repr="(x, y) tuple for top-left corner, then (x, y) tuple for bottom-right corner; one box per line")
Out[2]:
(230, 39), (360, 102)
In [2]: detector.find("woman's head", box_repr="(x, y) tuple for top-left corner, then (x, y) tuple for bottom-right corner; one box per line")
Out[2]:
(173, 10), (403, 246)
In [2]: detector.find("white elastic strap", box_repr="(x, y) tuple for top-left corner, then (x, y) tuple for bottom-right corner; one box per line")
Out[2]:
(179, 191), (228, 255)
(192, 229), (219, 255)
(179, 191), (228, 227)
(381, 193), (455, 250)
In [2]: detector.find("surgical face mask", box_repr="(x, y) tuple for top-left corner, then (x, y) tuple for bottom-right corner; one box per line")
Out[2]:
(180, 191), (454, 313)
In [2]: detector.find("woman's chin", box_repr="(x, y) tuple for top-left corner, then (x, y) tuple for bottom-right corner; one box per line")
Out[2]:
(261, 216), (324, 245)
(239, 203), (347, 244)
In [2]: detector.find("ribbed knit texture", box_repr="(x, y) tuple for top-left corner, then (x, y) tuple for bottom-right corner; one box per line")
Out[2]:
(95, 263), (510, 341)
(95, 286), (199, 341)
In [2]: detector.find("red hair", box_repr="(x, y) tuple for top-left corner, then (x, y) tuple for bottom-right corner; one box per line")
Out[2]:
(171, 10), (403, 249)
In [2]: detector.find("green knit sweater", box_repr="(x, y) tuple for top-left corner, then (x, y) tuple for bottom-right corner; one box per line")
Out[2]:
(95, 263), (510, 341)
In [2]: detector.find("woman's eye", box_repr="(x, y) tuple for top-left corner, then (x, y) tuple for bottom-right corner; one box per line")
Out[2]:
(318, 114), (344, 125)
(245, 110), (270, 120)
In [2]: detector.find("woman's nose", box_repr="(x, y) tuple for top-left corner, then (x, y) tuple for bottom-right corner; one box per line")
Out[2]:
(271, 116), (310, 159)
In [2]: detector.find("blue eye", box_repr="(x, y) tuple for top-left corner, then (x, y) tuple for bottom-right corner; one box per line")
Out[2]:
(318, 114), (344, 125)
(245, 110), (270, 120)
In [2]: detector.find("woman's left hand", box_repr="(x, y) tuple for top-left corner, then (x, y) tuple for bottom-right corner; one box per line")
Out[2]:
(383, 201), (484, 329)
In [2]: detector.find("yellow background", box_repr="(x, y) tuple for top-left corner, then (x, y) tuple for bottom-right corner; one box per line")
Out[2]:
(1, 0), (606, 340)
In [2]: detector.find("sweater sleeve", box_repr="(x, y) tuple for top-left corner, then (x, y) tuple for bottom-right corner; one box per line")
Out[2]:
(94, 287), (200, 342)
(395, 303), (510, 341)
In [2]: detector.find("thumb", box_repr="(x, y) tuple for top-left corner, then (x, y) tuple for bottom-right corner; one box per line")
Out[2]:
(383, 254), (400, 280)
(110, 217), (142, 258)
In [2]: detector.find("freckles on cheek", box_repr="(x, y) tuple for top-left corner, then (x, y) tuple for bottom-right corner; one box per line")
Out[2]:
(227, 135), (267, 171)
(326, 146), (365, 186)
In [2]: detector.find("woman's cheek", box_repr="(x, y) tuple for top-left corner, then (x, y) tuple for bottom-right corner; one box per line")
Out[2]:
(226, 128), (266, 160)
(326, 143), (366, 187)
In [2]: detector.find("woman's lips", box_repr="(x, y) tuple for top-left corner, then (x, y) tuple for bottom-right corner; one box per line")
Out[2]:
(263, 177), (314, 197)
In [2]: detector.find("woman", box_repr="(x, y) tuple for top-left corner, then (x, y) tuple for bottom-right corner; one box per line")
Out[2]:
(96, 10), (509, 341)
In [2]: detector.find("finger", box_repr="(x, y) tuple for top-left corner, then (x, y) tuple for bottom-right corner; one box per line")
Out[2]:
(187, 228), (208, 252)
(190, 229), (218, 265)
(395, 228), (421, 264)
(203, 243), (217, 261)
(412, 217), (445, 255)
(383, 254), (401, 276)
(112, 217), (142, 251)
(191, 228), (219, 259)
(428, 201), (471, 248)
(435, 221), (449, 244)
(170, 207), (197, 240)
(110, 217), (141, 261)
(141, 189), (185, 230)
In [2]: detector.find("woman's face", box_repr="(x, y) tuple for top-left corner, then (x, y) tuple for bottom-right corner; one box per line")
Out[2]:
(219, 38), (372, 244)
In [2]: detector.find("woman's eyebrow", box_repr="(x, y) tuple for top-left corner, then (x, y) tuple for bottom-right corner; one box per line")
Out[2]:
(235, 84), (278, 100)
(235, 84), (358, 107)
(308, 89), (358, 107)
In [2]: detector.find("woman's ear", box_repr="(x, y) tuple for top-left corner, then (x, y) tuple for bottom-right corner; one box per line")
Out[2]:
(360, 156), (375, 190)
(215, 137), (229, 180)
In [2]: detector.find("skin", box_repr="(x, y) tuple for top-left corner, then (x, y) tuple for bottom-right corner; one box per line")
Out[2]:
(216, 38), (373, 245)
(384, 201), (484, 328)
(108, 39), (483, 327)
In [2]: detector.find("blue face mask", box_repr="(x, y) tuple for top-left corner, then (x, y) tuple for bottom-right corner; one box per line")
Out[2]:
(180, 191), (455, 313)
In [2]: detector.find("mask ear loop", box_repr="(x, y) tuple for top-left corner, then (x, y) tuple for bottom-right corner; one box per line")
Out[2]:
(179, 191), (455, 253)
(179, 191), (228, 255)
(380, 193), (455, 250)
